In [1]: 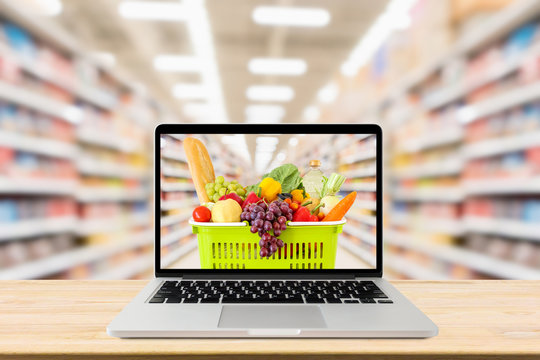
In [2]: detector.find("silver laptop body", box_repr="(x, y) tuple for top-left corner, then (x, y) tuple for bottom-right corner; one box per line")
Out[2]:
(107, 124), (438, 338)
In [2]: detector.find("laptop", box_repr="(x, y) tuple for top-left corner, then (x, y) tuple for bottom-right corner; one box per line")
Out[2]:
(107, 123), (438, 338)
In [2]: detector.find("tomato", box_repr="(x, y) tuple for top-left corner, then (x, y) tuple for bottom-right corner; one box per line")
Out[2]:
(192, 206), (211, 222)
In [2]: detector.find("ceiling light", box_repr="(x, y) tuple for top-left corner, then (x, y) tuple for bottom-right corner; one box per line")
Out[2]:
(184, 0), (228, 123)
(255, 152), (274, 174)
(172, 84), (207, 100)
(256, 136), (279, 151)
(317, 82), (339, 104)
(252, 6), (330, 27)
(183, 102), (211, 118)
(303, 106), (320, 122)
(118, 1), (187, 21)
(289, 137), (299, 146)
(154, 55), (200, 72)
(246, 85), (294, 102)
(248, 58), (307, 76)
(341, 0), (417, 77)
(245, 105), (285, 123)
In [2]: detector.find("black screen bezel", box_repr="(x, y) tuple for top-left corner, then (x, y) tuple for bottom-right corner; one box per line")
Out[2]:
(155, 123), (383, 278)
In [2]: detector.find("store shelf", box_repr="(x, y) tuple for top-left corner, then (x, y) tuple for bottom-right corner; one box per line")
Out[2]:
(76, 213), (149, 236)
(0, 178), (77, 195)
(424, 43), (540, 110)
(161, 182), (196, 192)
(391, 214), (464, 236)
(338, 238), (376, 267)
(0, 230), (153, 280)
(167, 134), (186, 141)
(464, 216), (540, 242)
(0, 216), (76, 242)
(162, 167), (191, 178)
(460, 82), (540, 124)
(342, 167), (376, 178)
(77, 130), (140, 153)
(78, 159), (148, 179)
(354, 200), (377, 210)
(463, 178), (540, 195)
(161, 212), (192, 228)
(463, 131), (540, 159)
(0, 131), (76, 159)
(380, 0), (540, 108)
(343, 225), (377, 246)
(392, 187), (464, 202)
(385, 230), (540, 279)
(393, 159), (463, 179)
(161, 199), (198, 211)
(162, 150), (187, 163)
(397, 127), (463, 153)
(0, 45), (116, 110)
(161, 239), (198, 267)
(346, 212), (377, 227)
(341, 183), (376, 192)
(0, 80), (77, 123)
(385, 256), (451, 280)
(342, 149), (376, 165)
(161, 227), (193, 247)
(90, 255), (153, 280)
(76, 187), (149, 202)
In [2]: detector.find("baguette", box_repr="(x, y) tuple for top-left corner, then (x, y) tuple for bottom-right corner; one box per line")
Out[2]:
(183, 137), (215, 204)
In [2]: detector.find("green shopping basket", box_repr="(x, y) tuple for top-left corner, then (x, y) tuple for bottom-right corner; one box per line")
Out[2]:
(189, 219), (345, 269)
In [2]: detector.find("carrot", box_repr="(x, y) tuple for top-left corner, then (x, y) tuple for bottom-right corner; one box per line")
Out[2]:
(322, 191), (357, 221)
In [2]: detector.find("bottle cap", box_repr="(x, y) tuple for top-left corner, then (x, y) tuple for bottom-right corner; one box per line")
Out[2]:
(309, 160), (321, 167)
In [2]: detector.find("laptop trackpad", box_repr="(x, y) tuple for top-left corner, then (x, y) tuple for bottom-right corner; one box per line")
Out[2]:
(218, 305), (327, 328)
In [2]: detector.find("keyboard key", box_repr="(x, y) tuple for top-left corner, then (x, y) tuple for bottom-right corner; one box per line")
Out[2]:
(149, 297), (165, 303)
(183, 297), (199, 303)
(325, 298), (342, 303)
(378, 300), (393, 304)
(201, 297), (220, 303)
(305, 297), (325, 304)
(343, 299), (360, 304)
(166, 298), (181, 303)
(360, 298), (376, 304)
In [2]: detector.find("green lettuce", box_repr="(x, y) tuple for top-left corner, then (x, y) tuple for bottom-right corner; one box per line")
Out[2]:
(246, 163), (304, 194)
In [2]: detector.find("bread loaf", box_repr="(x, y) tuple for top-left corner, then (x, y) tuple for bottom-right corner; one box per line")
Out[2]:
(183, 137), (215, 204)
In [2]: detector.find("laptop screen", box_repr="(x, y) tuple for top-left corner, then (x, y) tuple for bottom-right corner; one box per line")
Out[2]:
(158, 129), (379, 272)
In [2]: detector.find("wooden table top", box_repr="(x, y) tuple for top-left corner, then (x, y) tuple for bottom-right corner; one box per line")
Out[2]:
(0, 280), (538, 359)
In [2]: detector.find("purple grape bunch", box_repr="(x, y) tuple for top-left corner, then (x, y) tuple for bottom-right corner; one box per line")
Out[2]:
(240, 200), (293, 258)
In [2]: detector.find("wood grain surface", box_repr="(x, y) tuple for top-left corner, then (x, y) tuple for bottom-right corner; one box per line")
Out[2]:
(0, 280), (538, 360)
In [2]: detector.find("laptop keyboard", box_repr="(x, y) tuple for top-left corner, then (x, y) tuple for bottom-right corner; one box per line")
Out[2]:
(148, 280), (392, 304)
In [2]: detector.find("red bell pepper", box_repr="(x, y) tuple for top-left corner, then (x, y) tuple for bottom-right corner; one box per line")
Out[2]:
(241, 191), (261, 209)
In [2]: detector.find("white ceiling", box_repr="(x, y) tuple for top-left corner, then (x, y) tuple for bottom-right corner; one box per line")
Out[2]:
(48, 0), (387, 124)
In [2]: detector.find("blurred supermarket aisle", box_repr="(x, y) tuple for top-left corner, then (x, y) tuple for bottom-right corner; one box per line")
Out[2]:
(0, 0), (539, 280)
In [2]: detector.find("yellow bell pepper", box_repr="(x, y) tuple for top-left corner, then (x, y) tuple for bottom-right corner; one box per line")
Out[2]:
(259, 177), (281, 202)
(291, 189), (304, 203)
